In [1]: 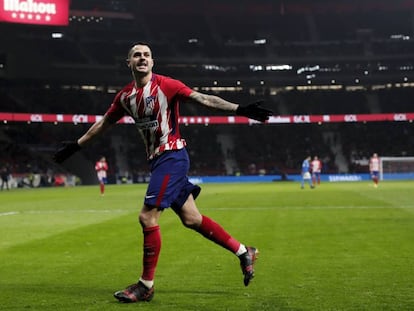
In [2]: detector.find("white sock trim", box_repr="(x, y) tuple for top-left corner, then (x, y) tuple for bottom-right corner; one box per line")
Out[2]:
(236, 244), (247, 256)
(139, 278), (154, 289)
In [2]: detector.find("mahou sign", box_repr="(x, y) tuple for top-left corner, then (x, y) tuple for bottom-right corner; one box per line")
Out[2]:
(0, 0), (69, 25)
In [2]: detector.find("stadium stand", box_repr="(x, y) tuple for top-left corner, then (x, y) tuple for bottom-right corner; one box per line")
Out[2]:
(1, 0), (414, 184)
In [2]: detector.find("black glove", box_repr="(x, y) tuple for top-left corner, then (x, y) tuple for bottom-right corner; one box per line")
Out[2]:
(236, 101), (273, 122)
(53, 141), (81, 163)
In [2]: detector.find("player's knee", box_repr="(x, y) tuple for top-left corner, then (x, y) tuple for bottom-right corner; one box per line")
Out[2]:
(138, 208), (158, 228)
(138, 212), (148, 227)
(180, 213), (202, 229)
(181, 218), (196, 229)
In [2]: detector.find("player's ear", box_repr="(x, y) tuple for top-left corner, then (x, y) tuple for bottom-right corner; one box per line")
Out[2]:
(126, 58), (131, 68)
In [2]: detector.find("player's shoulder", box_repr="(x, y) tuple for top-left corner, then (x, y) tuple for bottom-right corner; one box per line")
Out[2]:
(114, 81), (135, 98)
(154, 73), (191, 96)
(120, 81), (135, 92)
(113, 81), (135, 102)
(154, 73), (184, 85)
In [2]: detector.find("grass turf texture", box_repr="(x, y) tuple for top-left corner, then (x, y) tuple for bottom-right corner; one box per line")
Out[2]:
(1, 181), (414, 311)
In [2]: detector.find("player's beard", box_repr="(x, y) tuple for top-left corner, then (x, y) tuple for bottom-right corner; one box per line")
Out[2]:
(133, 63), (152, 79)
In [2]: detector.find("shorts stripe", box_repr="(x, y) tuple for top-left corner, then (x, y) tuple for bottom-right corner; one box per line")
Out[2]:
(156, 174), (170, 207)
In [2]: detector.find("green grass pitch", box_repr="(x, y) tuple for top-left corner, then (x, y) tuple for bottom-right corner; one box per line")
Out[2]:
(1, 181), (414, 310)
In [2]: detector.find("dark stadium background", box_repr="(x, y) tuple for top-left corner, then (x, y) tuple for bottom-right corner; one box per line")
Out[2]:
(1, 0), (414, 185)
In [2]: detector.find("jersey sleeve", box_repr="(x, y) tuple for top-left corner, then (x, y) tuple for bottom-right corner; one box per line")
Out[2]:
(161, 75), (193, 100)
(105, 82), (136, 123)
(104, 91), (127, 124)
(176, 81), (193, 99)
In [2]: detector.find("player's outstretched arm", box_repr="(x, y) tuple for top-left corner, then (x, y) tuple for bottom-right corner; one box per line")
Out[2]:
(189, 92), (273, 122)
(53, 115), (113, 163)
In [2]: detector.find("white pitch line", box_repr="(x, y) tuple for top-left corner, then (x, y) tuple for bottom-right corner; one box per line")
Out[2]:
(26, 209), (131, 214)
(205, 205), (414, 210)
(0, 209), (132, 216)
(1, 205), (413, 217)
(0, 211), (19, 216)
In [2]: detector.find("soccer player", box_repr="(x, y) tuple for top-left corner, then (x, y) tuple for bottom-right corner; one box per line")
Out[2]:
(311, 156), (322, 186)
(53, 42), (272, 303)
(369, 153), (380, 187)
(1, 165), (10, 191)
(301, 156), (314, 189)
(95, 156), (108, 195)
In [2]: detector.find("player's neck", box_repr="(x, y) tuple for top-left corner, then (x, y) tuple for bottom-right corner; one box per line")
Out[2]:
(134, 72), (152, 88)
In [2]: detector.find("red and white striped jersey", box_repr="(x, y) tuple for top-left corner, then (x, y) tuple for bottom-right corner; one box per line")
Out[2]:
(105, 74), (193, 159)
(95, 160), (108, 179)
(369, 156), (380, 172)
(95, 161), (108, 172)
(311, 159), (322, 173)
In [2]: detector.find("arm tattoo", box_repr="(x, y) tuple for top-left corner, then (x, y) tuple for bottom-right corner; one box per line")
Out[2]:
(190, 92), (238, 112)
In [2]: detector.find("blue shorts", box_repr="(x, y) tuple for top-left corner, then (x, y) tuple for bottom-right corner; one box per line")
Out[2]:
(371, 171), (379, 178)
(144, 148), (201, 210)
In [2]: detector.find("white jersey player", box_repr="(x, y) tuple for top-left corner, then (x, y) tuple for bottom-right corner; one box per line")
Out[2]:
(311, 156), (322, 185)
(369, 153), (380, 187)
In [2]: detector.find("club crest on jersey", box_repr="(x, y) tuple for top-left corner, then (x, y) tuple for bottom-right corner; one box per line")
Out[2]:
(145, 96), (156, 110)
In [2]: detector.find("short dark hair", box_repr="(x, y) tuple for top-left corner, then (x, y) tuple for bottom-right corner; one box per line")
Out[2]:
(127, 41), (152, 58)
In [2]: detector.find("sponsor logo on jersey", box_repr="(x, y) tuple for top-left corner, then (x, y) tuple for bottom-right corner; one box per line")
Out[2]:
(135, 118), (159, 130)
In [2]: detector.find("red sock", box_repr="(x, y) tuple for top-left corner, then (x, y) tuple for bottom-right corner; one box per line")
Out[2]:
(100, 183), (104, 194)
(197, 215), (240, 253)
(141, 225), (161, 281)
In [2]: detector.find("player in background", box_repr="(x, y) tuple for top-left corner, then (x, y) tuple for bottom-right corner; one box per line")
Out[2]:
(301, 156), (314, 189)
(369, 153), (380, 187)
(311, 156), (322, 186)
(95, 156), (108, 196)
(1, 165), (10, 191)
(53, 42), (272, 304)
